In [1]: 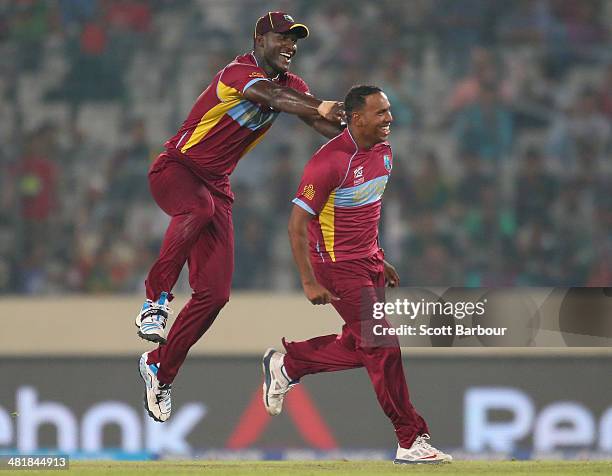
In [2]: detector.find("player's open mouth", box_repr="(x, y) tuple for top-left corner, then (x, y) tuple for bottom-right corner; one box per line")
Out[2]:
(280, 52), (293, 64)
(380, 124), (391, 135)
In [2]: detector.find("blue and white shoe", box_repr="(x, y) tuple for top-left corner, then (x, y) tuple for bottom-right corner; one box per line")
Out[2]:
(139, 352), (172, 422)
(394, 435), (453, 464)
(262, 348), (297, 416)
(135, 292), (172, 344)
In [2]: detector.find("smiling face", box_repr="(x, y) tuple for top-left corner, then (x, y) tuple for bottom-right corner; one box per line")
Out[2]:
(352, 92), (393, 146)
(256, 31), (299, 75)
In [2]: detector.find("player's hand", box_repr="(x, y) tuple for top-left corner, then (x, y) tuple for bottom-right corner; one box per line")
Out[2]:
(317, 101), (345, 123)
(303, 281), (340, 305)
(383, 260), (400, 287)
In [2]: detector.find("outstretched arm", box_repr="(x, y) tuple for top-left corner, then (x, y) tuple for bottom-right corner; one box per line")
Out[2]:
(298, 114), (345, 139)
(288, 205), (339, 305)
(244, 80), (344, 123)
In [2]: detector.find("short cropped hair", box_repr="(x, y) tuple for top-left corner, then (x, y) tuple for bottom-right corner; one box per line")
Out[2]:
(344, 85), (383, 123)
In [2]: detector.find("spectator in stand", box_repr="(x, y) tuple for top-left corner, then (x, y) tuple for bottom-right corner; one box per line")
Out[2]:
(429, 0), (491, 72)
(597, 63), (612, 119)
(9, 0), (50, 70)
(408, 151), (452, 213)
(446, 47), (512, 117)
(107, 118), (152, 205)
(559, 0), (609, 54)
(455, 150), (492, 207)
(12, 125), (60, 252)
(268, 144), (297, 216)
(547, 87), (611, 171)
(454, 79), (514, 163)
(515, 147), (559, 226)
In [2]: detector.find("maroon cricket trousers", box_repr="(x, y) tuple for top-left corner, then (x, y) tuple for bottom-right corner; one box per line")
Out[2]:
(144, 151), (234, 384)
(282, 250), (429, 448)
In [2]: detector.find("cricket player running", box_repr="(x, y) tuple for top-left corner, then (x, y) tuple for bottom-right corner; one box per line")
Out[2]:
(262, 86), (452, 464)
(135, 12), (345, 423)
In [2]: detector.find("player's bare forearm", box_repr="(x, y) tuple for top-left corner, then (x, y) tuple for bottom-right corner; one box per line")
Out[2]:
(383, 259), (400, 287)
(288, 206), (317, 286)
(288, 205), (339, 305)
(299, 115), (345, 139)
(244, 81), (343, 122)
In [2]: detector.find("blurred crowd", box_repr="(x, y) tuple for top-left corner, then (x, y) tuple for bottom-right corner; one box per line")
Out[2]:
(1, 0), (611, 294)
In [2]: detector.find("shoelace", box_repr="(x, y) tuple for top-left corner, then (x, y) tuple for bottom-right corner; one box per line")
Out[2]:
(142, 301), (173, 327)
(269, 366), (297, 397)
(157, 384), (172, 405)
(269, 381), (297, 397)
(151, 302), (174, 315)
(143, 298), (174, 313)
(153, 312), (169, 328)
(416, 435), (436, 452)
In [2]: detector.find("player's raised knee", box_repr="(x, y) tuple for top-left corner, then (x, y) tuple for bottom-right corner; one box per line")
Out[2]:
(195, 198), (215, 221)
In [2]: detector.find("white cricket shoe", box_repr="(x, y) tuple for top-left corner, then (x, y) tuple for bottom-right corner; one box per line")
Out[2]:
(139, 352), (172, 422)
(394, 434), (453, 464)
(136, 292), (172, 344)
(262, 348), (297, 416)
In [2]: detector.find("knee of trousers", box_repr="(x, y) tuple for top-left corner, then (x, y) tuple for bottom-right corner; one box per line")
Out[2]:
(192, 290), (230, 311)
(361, 343), (402, 361)
(191, 198), (215, 224)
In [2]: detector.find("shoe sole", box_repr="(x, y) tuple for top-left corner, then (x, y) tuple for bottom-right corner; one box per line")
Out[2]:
(393, 458), (451, 465)
(137, 330), (167, 345)
(139, 356), (165, 423)
(262, 348), (276, 416)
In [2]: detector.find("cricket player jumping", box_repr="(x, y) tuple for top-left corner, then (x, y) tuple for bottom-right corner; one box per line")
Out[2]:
(136, 12), (345, 423)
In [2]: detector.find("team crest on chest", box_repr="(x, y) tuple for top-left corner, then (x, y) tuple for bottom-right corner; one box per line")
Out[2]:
(384, 154), (392, 172)
(353, 165), (364, 186)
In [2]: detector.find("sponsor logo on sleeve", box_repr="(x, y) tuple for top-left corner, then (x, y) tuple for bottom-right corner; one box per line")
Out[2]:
(249, 72), (266, 78)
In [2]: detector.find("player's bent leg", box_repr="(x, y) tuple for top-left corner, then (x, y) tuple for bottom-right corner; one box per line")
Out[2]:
(139, 352), (172, 422)
(144, 205), (215, 299)
(136, 292), (172, 344)
(262, 348), (298, 416)
(282, 328), (363, 379)
(150, 292), (228, 384)
(144, 158), (216, 301)
(151, 199), (234, 384)
(394, 435), (453, 464)
(144, 193), (233, 406)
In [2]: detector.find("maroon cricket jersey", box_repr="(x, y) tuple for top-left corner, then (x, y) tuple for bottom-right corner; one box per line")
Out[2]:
(293, 128), (393, 263)
(165, 52), (309, 177)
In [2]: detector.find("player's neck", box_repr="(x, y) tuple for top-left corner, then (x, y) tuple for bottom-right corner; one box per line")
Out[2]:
(348, 125), (376, 151)
(252, 50), (278, 78)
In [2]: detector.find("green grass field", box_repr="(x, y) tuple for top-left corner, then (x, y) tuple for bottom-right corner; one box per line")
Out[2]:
(13, 461), (612, 476)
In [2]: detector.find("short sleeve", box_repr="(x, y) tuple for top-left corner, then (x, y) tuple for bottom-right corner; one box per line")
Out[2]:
(293, 155), (340, 215)
(218, 64), (269, 101)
